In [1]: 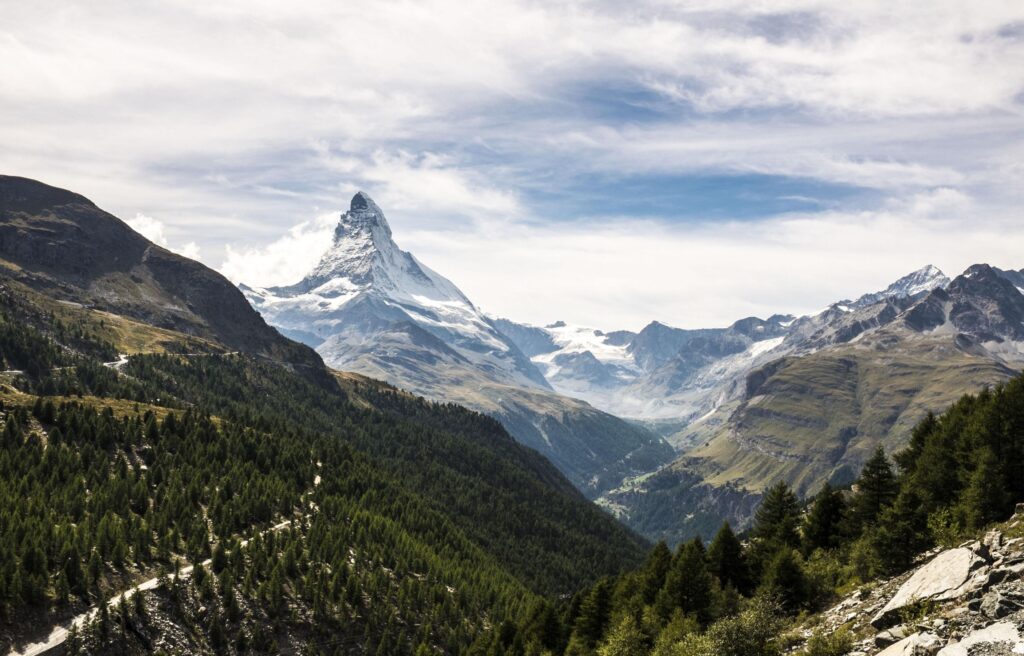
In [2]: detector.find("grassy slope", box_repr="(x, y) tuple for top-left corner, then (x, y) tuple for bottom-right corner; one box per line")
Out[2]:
(689, 333), (1019, 496)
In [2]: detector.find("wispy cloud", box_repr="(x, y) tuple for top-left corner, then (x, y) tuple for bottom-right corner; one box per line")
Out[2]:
(1, 0), (1022, 327)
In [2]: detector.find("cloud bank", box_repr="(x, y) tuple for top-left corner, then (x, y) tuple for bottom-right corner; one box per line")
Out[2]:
(2, 0), (1022, 328)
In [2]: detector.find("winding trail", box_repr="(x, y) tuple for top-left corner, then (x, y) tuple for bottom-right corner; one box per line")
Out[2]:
(6, 519), (294, 656)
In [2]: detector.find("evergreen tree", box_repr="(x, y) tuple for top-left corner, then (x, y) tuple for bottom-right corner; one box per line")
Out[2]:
(571, 579), (612, 649)
(802, 483), (846, 554)
(758, 549), (807, 612)
(707, 522), (749, 594)
(640, 541), (673, 604)
(871, 489), (929, 575)
(656, 539), (714, 626)
(597, 614), (647, 656)
(852, 446), (898, 529)
(752, 482), (801, 549)
(958, 447), (1008, 531)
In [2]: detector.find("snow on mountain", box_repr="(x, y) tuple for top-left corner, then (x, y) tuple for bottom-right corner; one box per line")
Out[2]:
(499, 266), (957, 425)
(531, 322), (639, 379)
(849, 264), (950, 309)
(243, 192), (548, 390)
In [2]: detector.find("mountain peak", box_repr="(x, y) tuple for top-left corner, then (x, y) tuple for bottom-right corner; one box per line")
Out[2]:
(336, 191), (391, 239)
(851, 265), (949, 309)
(350, 191), (374, 211)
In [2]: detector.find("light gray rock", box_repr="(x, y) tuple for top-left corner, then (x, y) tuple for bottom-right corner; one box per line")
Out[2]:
(983, 529), (1003, 552)
(980, 590), (1021, 619)
(935, 621), (1024, 656)
(876, 626), (911, 647)
(873, 549), (987, 628)
(876, 632), (942, 655)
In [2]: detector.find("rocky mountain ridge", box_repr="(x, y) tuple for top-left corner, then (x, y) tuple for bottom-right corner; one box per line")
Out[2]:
(0, 175), (324, 376)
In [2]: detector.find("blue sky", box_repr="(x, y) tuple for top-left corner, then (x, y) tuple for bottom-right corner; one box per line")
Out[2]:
(2, 0), (1024, 329)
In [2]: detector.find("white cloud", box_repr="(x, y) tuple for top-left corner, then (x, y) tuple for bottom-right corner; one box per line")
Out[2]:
(220, 212), (338, 287)
(358, 151), (521, 217)
(125, 213), (205, 262)
(2, 0), (1023, 328)
(221, 185), (1023, 330)
(402, 195), (1022, 331)
(178, 241), (202, 260)
(126, 214), (167, 245)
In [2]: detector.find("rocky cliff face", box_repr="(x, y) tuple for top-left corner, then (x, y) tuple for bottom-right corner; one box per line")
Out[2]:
(794, 507), (1024, 655)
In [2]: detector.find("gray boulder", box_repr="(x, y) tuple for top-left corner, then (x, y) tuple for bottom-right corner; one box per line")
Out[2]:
(873, 549), (988, 628)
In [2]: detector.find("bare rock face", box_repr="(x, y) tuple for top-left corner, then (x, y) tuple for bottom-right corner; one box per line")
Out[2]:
(873, 548), (989, 628)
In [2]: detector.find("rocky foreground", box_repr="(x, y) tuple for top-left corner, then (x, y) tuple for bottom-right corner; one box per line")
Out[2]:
(795, 504), (1024, 655)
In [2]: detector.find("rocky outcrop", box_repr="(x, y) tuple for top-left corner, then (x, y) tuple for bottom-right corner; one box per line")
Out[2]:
(794, 507), (1024, 655)
(872, 547), (989, 628)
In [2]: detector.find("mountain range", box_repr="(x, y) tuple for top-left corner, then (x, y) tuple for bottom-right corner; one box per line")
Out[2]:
(242, 193), (674, 496)
(9, 176), (1017, 548)
(239, 191), (1024, 543)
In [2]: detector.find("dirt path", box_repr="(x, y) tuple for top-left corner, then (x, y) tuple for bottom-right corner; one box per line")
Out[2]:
(6, 520), (293, 656)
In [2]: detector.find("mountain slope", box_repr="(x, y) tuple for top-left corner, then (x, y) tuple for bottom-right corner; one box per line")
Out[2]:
(243, 193), (674, 495)
(0, 175), (322, 375)
(599, 265), (1024, 543)
(0, 176), (653, 653)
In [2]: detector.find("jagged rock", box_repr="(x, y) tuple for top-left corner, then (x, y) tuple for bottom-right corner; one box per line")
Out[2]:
(980, 590), (1021, 619)
(873, 548), (988, 628)
(935, 620), (1024, 655)
(876, 626), (911, 647)
(876, 631), (942, 655)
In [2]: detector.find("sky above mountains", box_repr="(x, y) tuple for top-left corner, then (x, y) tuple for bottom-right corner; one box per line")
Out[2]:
(2, 0), (1024, 329)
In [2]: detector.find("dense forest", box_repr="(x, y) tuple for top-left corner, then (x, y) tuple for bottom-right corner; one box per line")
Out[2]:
(0, 284), (645, 654)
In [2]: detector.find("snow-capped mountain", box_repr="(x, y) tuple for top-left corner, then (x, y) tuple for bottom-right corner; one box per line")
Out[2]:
(597, 263), (1024, 543)
(498, 265), (953, 425)
(244, 192), (548, 391)
(849, 263), (949, 309)
(243, 193), (674, 495)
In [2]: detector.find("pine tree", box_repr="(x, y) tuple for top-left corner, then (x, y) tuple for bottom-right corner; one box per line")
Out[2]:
(656, 539), (714, 626)
(751, 482), (800, 548)
(640, 542), (672, 604)
(802, 483), (846, 554)
(958, 447), (1008, 531)
(707, 522), (749, 594)
(212, 541), (228, 574)
(597, 614), (647, 656)
(757, 548), (807, 612)
(871, 489), (928, 575)
(571, 579), (613, 649)
(749, 481), (801, 579)
(852, 446), (898, 529)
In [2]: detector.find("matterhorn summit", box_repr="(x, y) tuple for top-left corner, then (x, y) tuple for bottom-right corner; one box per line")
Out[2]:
(243, 192), (548, 388)
(264, 192), (470, 308)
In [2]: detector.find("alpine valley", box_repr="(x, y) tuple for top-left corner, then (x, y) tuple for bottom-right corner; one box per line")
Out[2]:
(4, 176), (1024, 656)
(243, 193), (1024, 544)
